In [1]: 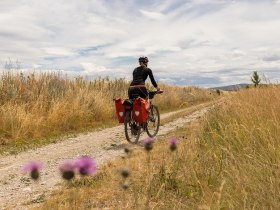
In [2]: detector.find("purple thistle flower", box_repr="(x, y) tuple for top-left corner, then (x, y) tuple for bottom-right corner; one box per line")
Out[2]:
(144, 137), (155, 151)
(59, 160), (76, 180)
(169, 137), (179, 151)
(75, 156), (97, 176)
(22, 161), (43, 180)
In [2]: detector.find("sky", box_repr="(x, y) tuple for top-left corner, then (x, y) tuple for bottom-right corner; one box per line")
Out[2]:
(0, 0), (280, 88)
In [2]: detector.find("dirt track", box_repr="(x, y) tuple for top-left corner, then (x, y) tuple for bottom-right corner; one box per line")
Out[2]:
(0, 106), (210, 210)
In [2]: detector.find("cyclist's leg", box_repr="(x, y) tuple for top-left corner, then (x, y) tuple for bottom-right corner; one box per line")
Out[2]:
(129, 87), (141, 99)
(128, 87), (134, 99)
(138, 87), (148, 99)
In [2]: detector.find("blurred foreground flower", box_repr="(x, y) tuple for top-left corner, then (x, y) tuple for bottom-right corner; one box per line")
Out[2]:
(75, 156), (97, 176)
(122, 180), (129, 190)
(169, 137), (179, 151)
(59, 160), (76, 180)
(124, 147), (131, 154)
(121, 168), (130, 178)
(144, 137), (155, 151)
(22, 161), (43, 180)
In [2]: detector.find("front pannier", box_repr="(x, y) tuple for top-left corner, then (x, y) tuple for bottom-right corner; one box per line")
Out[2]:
(132, 98), (150, 123)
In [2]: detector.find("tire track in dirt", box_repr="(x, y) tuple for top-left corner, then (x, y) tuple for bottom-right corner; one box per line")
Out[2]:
(0, 105), (211, 210)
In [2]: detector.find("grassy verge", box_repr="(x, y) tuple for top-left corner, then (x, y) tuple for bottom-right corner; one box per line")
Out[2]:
(1, 98), (219, 156)
(34, 85), (280, 209)
(0, 121), (117, 155)
(0, 99), (218, 156)
(160, 98), (222, 125)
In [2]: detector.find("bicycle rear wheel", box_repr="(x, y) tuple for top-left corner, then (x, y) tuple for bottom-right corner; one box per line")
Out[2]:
(146, 105), (160, 137)
(124, 110), (141, 144)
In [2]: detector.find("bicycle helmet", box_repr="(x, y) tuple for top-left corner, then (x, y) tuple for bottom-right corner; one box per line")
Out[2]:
(138, 56), (149, 63)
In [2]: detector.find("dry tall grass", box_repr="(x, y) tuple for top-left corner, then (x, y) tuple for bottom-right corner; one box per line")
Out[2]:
(0, 71), (216, 146)
(37, 85), (280, 209)
(196, 85), (280, 209)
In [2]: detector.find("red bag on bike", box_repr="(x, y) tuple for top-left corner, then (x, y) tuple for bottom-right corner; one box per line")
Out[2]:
(114, 98), (125, 123)
(132, 98), (150, 123)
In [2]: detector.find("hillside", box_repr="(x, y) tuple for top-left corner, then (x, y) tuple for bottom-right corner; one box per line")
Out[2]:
(209, 83), (249, 91)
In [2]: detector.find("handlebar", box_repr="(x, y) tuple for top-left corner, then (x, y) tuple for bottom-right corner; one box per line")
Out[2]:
(148, 90), (164, 99)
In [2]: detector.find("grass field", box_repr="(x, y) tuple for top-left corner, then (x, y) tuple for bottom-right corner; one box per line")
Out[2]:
(35, 85), (280, 209)
(0, 71), (217, 154)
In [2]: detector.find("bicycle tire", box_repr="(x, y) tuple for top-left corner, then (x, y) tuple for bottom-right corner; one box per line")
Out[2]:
(146, 105), (160, 137)
(124, 110), (141, 144)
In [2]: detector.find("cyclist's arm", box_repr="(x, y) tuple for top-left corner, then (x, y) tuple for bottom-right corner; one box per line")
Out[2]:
(147, 68), (158, 89)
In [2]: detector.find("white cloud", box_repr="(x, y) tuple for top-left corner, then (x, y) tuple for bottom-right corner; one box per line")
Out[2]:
(42, 48), (75, 56)
(80, 62), (109, 73)
(33, 64), (42, 69)
(232, 50), (246, 57)
(139, 10), (166, 20)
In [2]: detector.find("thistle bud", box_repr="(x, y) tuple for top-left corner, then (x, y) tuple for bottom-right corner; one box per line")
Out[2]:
(169, 137), (179, 152)
(144, 137), (155, 152)
(121, 168), (130, 178)
(22, 161), (43, 181)
(59, 160), (75, 181)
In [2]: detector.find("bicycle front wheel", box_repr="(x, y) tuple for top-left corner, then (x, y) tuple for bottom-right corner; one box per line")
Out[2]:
(146, 105), (160, 137)
(124, 111), (141, 144)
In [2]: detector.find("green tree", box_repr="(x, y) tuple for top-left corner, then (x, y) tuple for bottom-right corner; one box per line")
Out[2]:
(251, 71), (261, 87)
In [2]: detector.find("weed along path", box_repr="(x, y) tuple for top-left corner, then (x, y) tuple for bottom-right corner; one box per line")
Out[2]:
(0, 103), (211, 210)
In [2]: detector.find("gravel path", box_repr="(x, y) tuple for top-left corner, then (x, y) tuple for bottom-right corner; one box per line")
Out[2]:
(0, 106), (210, 210)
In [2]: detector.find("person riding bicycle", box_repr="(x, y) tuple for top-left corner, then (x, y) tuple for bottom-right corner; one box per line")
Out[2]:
(128, 56), (160, 100)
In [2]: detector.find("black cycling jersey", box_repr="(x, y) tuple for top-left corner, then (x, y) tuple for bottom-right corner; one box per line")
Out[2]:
(130, 66), (158, 88)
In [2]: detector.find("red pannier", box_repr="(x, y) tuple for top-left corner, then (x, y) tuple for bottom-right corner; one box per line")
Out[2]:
(132, 98), (150, 123)
(114, 98), (125, 123)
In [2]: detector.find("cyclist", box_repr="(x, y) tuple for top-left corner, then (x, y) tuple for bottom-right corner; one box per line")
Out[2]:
(128, 56), (160, 99)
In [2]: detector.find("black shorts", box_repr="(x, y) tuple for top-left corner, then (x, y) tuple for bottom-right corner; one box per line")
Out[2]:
(128, 87), (148, 99)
